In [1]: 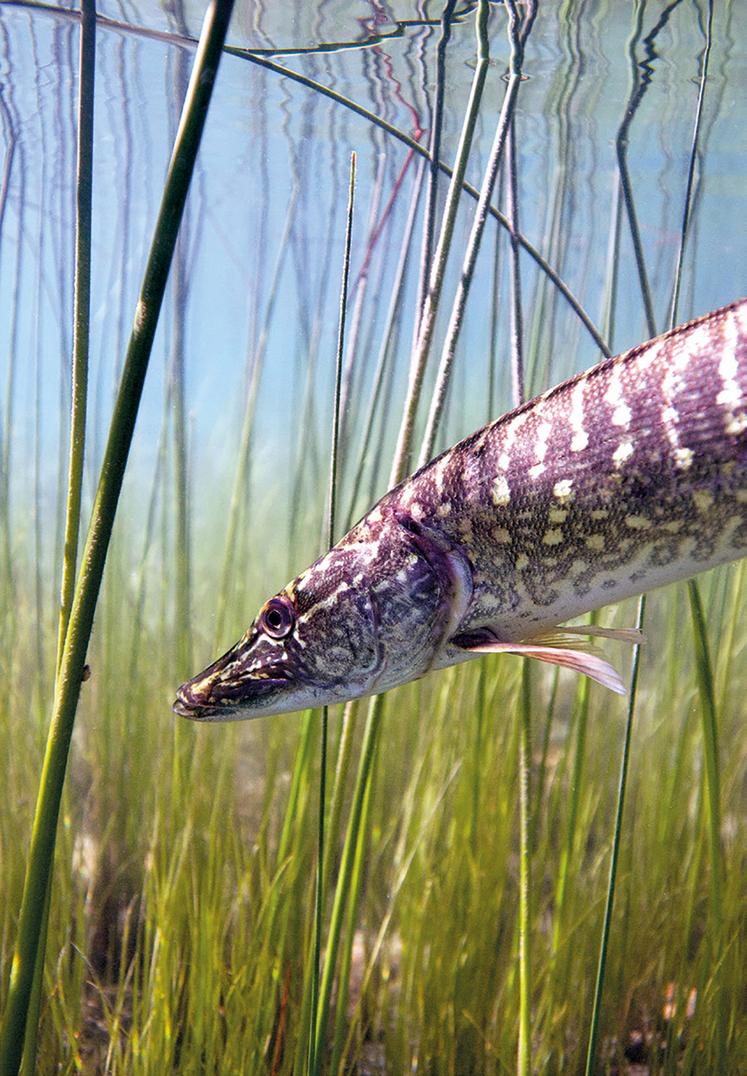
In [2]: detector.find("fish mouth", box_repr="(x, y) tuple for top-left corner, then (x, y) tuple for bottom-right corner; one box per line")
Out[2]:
(173, 656), (294, 722)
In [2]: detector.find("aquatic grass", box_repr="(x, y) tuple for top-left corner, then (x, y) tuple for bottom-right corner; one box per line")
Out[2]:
(306, 150), (355, 1076)
(0, 2), (236, 1068)
(20, 4), (96, 1072)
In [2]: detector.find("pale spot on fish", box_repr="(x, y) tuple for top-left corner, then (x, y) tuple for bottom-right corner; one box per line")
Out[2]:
(693, 490), (713, 511)
(726, 412), (747, 435)
(585, 534), (605, 551)
(553, 478), (574, 502)
(613, 441), (634, 466)
(625, 515), (651, 530)
(673, 446), (693, 469)
(529, 463), (546, 479)
(534, 420), (552, 463)
(717, 311), (744, 435)
(436, 503), (451, 518)
(494, 527), (511, 543)
(612, 403), (632, 427)
(571, 430), (589, 452)
(590, 508), (609, 520)
(543, 528), (564, 546)
(492, 475), (511, 506)
(717, 383), (741, 408)
(516, 554), (529, 571)
(549, 508), (568, 523)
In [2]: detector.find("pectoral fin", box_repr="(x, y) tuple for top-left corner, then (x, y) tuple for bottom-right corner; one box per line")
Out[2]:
(452, 625), (643, 696)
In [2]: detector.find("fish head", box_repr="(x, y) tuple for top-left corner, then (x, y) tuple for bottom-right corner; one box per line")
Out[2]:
(173, 543), (385, 720)
(173, 509), (474, 721)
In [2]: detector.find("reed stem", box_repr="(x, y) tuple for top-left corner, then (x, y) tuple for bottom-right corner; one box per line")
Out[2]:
(308, 151), (356, 1076)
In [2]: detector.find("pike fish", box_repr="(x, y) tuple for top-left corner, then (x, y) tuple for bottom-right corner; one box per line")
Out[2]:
(174, 299), (747, 720)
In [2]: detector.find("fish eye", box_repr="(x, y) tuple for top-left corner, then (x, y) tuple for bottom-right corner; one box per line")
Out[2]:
(259, 596), (295, 640)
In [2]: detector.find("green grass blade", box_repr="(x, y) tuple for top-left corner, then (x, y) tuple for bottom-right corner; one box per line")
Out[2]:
(584, 596), (647, 1076)
(686, 578), (725, 1066)
(308, 151), (356, 1076)
(517, 660), (532, 1076)
(313, 694), (384, 1070)
(20, 3), (96, 1071)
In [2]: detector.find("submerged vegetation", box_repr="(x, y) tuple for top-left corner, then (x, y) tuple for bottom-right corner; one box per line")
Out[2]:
(0, 0), (745, 1072)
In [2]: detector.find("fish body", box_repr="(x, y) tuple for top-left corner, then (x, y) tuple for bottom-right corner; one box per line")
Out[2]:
(175, 299), (747, 720)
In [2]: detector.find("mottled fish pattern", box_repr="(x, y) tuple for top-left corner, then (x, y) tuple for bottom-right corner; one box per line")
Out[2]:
(175, 299), (747, 719)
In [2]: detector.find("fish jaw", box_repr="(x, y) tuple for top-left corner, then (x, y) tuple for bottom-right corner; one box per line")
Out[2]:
(172, 630), (379, 721)
(172, 637), (312, 720)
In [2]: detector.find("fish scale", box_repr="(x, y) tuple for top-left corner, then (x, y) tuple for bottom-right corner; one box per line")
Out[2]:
(175, 298), (747, 720)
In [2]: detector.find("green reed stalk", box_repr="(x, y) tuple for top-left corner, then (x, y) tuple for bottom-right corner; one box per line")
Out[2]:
(328, 742), (377, 1074)
(65, 0), (96, 739)
(584, 600), (646, 1076)
(322, 699), (357, 882)
(308, 151), (355, 1076)
(0, 149), (23, 608)
(517, 659), (532, 1076)
(312, 693), (384, 1071)
(19, 4), (96, 1072)
(0, 4), (235, 1068)
(672, 6), (724, 1062)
